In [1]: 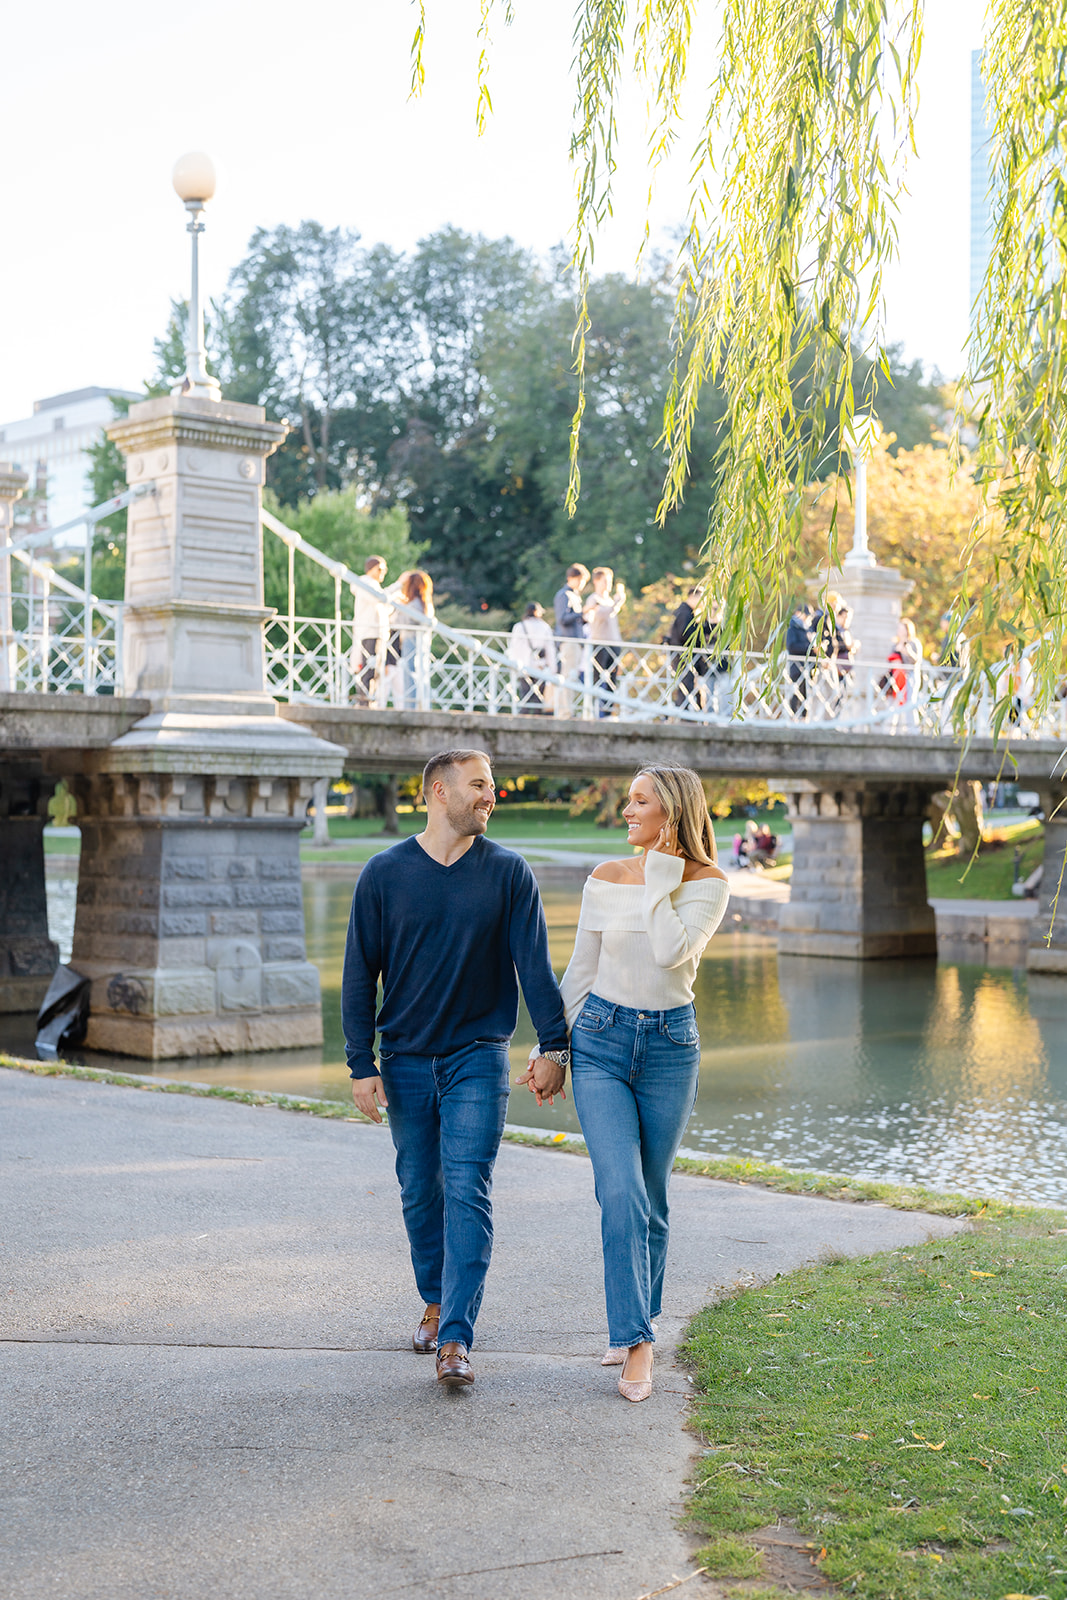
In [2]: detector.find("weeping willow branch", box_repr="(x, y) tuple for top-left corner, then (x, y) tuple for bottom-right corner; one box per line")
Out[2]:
(961, 1), (1067, 725)
(661, 0), (922, 648)
(560, 1), (921, 643)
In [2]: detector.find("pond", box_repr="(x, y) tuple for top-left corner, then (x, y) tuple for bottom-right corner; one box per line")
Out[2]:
(21, 873), (1067, 1208)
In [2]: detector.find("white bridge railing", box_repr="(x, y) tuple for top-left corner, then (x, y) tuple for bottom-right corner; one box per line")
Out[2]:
(2, 488), (1063, 740)
(261, 613), (1067, 738)
(258, 510), (1067, 738)
(0, 485), (151, 696)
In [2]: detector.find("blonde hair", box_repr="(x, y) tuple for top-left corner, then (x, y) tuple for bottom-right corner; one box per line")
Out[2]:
(899, 617), (917, 641)
(632, 765), (717, 866)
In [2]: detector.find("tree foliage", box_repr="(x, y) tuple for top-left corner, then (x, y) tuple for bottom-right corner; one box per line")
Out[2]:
(68, 395), (133, 602)
(962, 1), (1067, 719)
(416, 3), (1067, 716)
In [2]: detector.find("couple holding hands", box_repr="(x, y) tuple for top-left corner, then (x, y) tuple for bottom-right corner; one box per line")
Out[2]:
(342, 749), (728, 1402)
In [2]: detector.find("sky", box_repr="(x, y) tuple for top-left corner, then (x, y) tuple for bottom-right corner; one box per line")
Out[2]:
(1, 0), (985, 424)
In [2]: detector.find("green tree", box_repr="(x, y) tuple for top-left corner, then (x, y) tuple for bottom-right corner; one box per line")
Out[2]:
(223, 223), (406, 500)
(65, 395), (137, 601)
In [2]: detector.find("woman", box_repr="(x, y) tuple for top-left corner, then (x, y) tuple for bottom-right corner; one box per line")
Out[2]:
(582, 566), (626, 717)
(885, 618), (922, 725)
(396, 569), (434, 710)
(559, 765), (729, 1402)
(508, 601), (555, 713)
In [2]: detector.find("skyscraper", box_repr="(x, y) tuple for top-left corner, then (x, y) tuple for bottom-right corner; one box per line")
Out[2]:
(969, 48), (994, 322)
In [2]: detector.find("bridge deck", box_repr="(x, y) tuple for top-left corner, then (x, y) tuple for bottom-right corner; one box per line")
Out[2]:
(0, 694), (1060, 786)
(276, 704), (1064, 784)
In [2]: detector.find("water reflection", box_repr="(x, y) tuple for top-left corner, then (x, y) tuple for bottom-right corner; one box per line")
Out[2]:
(27, 875), (1067, 1208)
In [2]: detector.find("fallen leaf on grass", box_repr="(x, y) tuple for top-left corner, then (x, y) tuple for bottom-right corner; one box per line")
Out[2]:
(971, 1270), (996, 1278)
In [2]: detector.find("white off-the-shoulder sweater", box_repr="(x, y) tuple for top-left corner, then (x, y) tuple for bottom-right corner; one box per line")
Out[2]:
(559, 850), (730, 1030)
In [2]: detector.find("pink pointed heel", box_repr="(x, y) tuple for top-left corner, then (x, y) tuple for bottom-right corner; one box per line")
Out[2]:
(617, 1345), (654, 1403)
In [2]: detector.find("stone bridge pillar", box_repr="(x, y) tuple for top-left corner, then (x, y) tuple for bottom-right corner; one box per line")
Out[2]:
(1026, 783), (1067, 975)
(0, 467), (59, 1011)
(777, 780), (938, 960)
(0, 761), (59, 1012)
(65, 396), (344, 1059)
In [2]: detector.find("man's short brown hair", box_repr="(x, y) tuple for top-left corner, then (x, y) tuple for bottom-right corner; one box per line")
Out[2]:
(365, 554), (386, 573)
(421, 748), (492, 801)
(566, 563), (590, 582)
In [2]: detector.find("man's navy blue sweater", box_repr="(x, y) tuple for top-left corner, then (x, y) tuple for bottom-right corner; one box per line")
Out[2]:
(341, 834), (569, 1079)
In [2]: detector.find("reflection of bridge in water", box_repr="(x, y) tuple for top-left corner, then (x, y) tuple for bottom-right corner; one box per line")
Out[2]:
(1, 394), (1065, 1063)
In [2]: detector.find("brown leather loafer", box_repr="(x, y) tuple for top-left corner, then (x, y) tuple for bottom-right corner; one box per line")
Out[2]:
(435, 1341), (474, 1387)
(413, 1303), (440, 1354)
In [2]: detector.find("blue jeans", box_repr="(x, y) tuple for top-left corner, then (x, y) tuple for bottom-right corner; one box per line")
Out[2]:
(400, 635), (416, 709)
(571, 995), (700, 1348)
(378, 1040), (511, 1349)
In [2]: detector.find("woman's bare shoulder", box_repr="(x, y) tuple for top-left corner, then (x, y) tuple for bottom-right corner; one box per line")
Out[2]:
(681, 862), (730, 884)
(591, 859), (641, 884)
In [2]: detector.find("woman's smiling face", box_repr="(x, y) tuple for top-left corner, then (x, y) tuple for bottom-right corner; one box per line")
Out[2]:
(621, 774), (669, 849)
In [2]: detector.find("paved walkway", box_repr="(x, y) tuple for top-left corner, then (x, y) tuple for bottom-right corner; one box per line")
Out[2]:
(2, 1067), (966, 1600)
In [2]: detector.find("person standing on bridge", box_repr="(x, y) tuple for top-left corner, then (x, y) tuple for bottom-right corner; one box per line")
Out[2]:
(342, 748), (570, 1389)
(553, 563), (590, 718)
(540, 765), (729, 1404)
(351, 554), (390, 706)
(583, 566), (627, 717)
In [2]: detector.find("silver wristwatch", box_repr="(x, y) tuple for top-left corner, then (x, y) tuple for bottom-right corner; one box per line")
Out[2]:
(539, 1047), (571, 1069)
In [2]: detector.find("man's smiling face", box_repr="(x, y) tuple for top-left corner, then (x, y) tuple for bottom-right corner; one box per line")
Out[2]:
(441, 757), (496, 837)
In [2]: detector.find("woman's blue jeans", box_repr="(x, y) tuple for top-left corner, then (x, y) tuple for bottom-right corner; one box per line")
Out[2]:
(378, 1040), (511, 1350)
(571, 995), (700, 1348)
(400, 635), (416, 709)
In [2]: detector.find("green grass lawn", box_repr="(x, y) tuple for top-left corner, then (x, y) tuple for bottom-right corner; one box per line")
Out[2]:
(300, 802), (764, 861)
(684, 1217), (1067, 1599)
(924, 819), (1044, 901)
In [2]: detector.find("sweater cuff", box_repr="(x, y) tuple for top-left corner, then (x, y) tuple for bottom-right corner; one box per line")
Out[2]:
(348, 1055), (379, 1080)
(644, 848), (686, 889)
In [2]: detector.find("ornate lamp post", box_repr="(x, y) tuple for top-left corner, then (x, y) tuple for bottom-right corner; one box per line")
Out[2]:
(171, 151), (221, 402)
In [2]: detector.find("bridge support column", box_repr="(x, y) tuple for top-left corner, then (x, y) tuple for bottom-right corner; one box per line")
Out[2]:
(777, 781), (937, 960)
(65, 394), (345, 1058)
(0, 763), (58, 1011)
(1026, 785), (1067, 974)
(71, 744), (338, 1057)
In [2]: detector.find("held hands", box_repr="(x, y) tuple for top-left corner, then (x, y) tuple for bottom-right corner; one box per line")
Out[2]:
(351, 1074), (389, 1124)
(516, 1054), (567, 1106)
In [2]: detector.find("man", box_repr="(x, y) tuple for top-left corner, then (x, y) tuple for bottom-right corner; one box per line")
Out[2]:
(342, 748), (569, 1388)
(553, 563), (590, 718)
(667, 589), (729, 713)
(351, 555), (390, 706)
(785, 602), (817, 721)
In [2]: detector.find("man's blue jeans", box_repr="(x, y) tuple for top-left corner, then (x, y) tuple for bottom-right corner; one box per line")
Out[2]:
(378, 1040), (511, 1350)
(570, 995), (700, 1349)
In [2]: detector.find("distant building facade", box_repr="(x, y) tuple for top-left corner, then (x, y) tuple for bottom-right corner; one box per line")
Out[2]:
(970, 48), (994, 323)
(0, 387), (140, 536)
